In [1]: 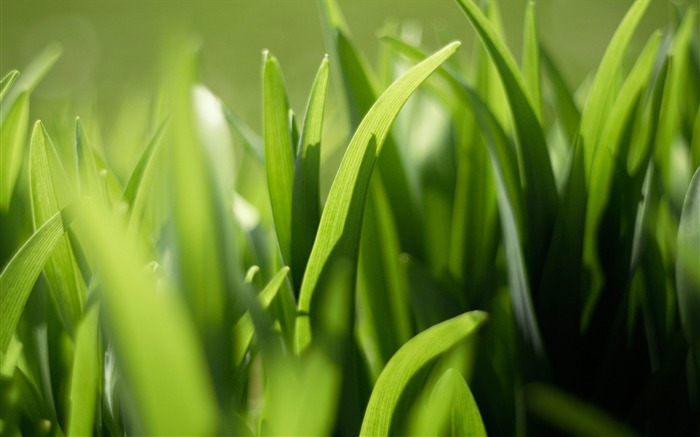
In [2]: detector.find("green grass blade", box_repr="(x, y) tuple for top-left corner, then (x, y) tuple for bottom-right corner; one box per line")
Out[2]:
(0, 70), (19, 102)
(677, 168), (700, 377)
(0, 91), (29, 210)
(264, 52), (295, 266)
(232, 266), (289, 367)
(223, 105), (264, 163)
(578, 0), (650, 173)
(294, 41), (461, 354)
(541, 47), (581, 143)
(67, 305), (100, 437)
(121, 117), (168, 209)
(525, 384), (636, 437)
(291, 56), (329, 290)
(522, 1), (542, 121)
(29, 122), (85, 335)
(72, 201), (219, 435)
(75, 118), (105, 202)
(0, 210), (68, 353)
(455, 0), (558, 278)
(359, 311), (487, 436)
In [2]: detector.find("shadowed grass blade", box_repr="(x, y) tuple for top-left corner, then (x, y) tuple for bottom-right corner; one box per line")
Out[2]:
(295, 41), (461, 353)
(359, 311), (487, 436)
(522, 1), (542, 120)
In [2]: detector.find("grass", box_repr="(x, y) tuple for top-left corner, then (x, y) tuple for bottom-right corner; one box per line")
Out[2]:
(1, 0), (699, 435)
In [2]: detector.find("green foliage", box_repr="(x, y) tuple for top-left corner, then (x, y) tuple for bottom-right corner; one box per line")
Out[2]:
(1, 1), (698, 436)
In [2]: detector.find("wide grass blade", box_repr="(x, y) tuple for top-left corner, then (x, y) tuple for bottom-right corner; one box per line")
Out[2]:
(67, 305), (100, 437)
(0, 70), (19, 101)
(72, 201), (219, 435)
(0, 210), (69, 353)
(677, 168), (700, 377)
(455, 0), (558, 280)
(29, 122), (85, 335)
(291, 56), (329, 290)
(0, 91), (29, 210)
(359, 311), (487, 436)
(294, 41), (461, 353)
(263, 52), (295, 266)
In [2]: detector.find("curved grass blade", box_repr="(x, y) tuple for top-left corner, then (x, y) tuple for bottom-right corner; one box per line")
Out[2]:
(359, 311), (488, 436)
(29, 122), (85, 335)
(75, 118), (104, 202)
(0, 210), (69, 353)
(522, 1), (542, 121)
(677, 168), (700, 378)
(121, 117), (168, 208)
(232, 266), (289, 367)
(295, 41), (461, 353)
(578, 0), (650, 172)
(455, 0), (558, 278)
(67, 305), (100, 437)
(541, 47), (581, 143)
(0, 91), (29, 210)
(291, 56), (329, 290)
(72, 201), (219, 435)
(0, 70), (19, 101)
(264, 52), (295, 266)
(224, 105), (264, 163)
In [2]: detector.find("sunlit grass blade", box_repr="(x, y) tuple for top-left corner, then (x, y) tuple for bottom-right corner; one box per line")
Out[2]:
(0, 91), (29, 210)
(29, 121), (85, 335)
(677, 168), (700, 378)
(67, 305), (100, 437)
(455, 0), (558, 280)
(291, 56), (329, 290)
(578, 0), (650, 173)
(75, 118), (105, 201)
(409, 368), (487, 436)
(522, 1), (542, 121)
(232, 266), (289, 367)
(224, 105), (264, 163)
(121, 117), (168, 209)
(0, 70), (19, 101)
(72, 201), (218, 435)
(525, 384), (635, 437)
(263, 52), (295, 266)
(295, 41), (461, 353)
(0, 210), (68, 353)
(359, 311), (487, 436)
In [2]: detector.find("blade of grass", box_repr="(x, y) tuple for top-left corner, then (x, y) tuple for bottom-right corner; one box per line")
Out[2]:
(75, 118), (105, 202)
(0, 70), (19, 101)
(263, 52), (295, 266)
(0, 91), (29, 210)
(540, 47), (581, 143)
(359, 311), (487, 436)
(291, 56), (329, 291)
(0, 210), (69, 353)
(295, 41), (461, 353)
(522, 1), (542, 121)
(29, 121), (85, 336)
(67, 305), (100, 437)
(121, 117), (168, 209)
(224, 105), (264, 163)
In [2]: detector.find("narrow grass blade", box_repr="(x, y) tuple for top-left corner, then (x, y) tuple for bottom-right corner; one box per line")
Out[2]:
(0, 70), (19, 101)
(29, 122), (85, 335)
(72, 201), (218, 435)
(578, 0), (650, 172)
(291, 56), (329, 290)
(75, 118), (104, 201)
(359, 311), (487, 436)
(455, 0), (558, 279)
(295, 41), (461, 353)
(264, 52), (295, 266)
(121, 117), (168, 208)
(525, 384), (635, 437)
(522, 1), (542, 120)
(224, 105), (264, 163)
(0, 91), (29, 210)
(67, 305), (100, 437)
(232, 266), (289, 367)
(0, 210), (69, 353)
(541, 47), (581, 143)
(677, 168), (700, 377)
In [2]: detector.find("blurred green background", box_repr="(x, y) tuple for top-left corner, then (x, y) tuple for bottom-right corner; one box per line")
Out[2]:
(1, 0), (677, 132)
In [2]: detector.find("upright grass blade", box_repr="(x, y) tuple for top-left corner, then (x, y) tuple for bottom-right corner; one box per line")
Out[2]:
(455, 0), (558, 281)
(224, 106), (264, 163)
(291, 56), (329, 290)
(75, 118), (105, 202)
(0, 210), (69, 353)
(263, 52), (295, 266)
(522, 1), (542, 121)
(67, 305), (100, 437)
(359, 311), (487, 436)
(121, 117), (168, 209)
(29, 122), (85, 335)
(540, 47), (581, 143)
(232, 266), (289, 367)
(73, 201), (219, 435)
(578, 0), (650, 173)
(0, 91), (29, 210)
(677, 168), (700, 378)
(0, 70), (19, 102)
(294, 41), (461, 353)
